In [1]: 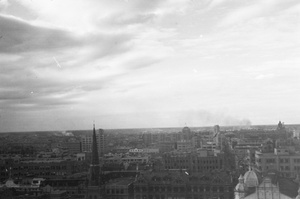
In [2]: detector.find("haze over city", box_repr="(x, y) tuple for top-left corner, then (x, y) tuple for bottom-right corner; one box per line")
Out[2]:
(1, 0), (300, 132)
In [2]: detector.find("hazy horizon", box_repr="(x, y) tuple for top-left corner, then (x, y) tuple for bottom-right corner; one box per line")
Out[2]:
(1, 122), (299, 134)
(1, 0), (300, 132)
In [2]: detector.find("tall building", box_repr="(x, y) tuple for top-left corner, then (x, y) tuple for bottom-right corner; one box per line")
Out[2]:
(81, 128), (107, 157)
(213, 125), (221, 148)
(98, 129), (106, 157)
(87, 124), (101, 199)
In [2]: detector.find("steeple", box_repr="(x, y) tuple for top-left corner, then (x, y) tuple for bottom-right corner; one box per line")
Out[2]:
(89, 123), (100, 186)
(296, 186), (300, 199)
(235, 175), (245, 199)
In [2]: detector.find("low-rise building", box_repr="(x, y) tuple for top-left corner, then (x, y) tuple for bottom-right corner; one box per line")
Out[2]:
(105, 178), (134, 199)
(9, 159), (85, 179)
(105, 156), (149, 165)
(255, 146), (300, 178)
(235, 170), (298, 199)
(134, 170), (234, 199)
(163, 149), (224, 172)
(129, 148), (159, 155)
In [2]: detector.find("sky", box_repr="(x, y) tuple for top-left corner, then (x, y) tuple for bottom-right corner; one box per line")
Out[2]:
(0, 0), (300, 132)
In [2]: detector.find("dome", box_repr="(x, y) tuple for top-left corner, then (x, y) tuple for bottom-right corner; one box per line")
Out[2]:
(5, 178), (19, 188)
(244, 168), (259, 187)
(182, 126), (191, 134)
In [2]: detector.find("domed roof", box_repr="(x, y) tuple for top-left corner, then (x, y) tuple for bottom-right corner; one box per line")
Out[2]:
(182, 126), (191, 133)
(244, 167), (259, 187)
(5, 178), (19, 188)
(235, 175), (245, 192)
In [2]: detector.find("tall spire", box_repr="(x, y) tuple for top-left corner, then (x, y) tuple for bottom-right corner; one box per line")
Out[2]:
(89, 123), (100, 186)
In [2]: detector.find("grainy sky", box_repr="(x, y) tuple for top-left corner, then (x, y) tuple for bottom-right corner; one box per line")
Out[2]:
(0, 0), (300, 132)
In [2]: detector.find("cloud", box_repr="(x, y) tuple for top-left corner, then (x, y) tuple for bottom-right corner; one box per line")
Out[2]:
(100, 12), (156, 27)
(218, 0), (300, 27)
(255, 73), (275, 80)
(1, 0), (299, 132)
(0, 14), (79, 54)
(0, 14), (133, 59)
(0, 0), (9, 11)
(125, 56), (162, 70)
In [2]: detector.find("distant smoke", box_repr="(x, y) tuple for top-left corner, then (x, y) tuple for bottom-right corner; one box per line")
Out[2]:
(61, 131), (74, 136)
(177, 110), (252, 127)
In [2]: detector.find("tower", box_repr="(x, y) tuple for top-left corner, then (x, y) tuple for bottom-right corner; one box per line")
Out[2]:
(80, 129), (106, 156)
(86, 124), (102, 199)
(89, 124), (100, 186)
(234, 175), (246, 199)
(98, 129), (106, 157)
(213, 125), (220, 147)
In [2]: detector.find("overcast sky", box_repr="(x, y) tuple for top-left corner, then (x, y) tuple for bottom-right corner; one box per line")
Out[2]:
(0, 0), (300, 132)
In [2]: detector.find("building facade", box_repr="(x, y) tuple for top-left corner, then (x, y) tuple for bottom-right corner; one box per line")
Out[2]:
(234, 171), (299, 199)
(81, 128), (107, 157)
(163, 149), (224, 172)
(134, 170), (234, 199)
(255, 147), (300, 178)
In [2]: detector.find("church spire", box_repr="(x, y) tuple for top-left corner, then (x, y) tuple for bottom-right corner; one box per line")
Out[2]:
(89, 123), (100, 186)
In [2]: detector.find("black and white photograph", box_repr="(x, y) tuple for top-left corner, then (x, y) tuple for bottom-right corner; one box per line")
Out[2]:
(1, 0), (300, 198)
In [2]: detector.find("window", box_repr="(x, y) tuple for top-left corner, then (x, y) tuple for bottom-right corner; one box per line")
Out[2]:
(205, 187), (210, 192)
(266, 159), (275, 163)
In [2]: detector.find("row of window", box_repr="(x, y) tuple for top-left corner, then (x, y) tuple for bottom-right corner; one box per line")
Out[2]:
(135, 195), (226, 199)
(13, 165), (69, 170)
(165, 166), (220, 170)
(6, 172), (67, 177)
(106, 189), (125, 194)
(257, 158), (300, 164)
(135, 186), (227, 193)
(259, 165), (300, 171)
(165, 160), (220, 164)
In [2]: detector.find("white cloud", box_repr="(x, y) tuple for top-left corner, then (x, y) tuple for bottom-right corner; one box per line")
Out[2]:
(1, 0), (300, 131)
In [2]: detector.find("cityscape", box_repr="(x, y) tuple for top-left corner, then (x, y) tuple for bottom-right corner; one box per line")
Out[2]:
(1, 122), (300, 198)
(1, 0), (300, 199)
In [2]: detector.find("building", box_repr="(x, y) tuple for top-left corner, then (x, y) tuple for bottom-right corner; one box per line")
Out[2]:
(176, 139), (196, 151)
(61, 141), (81, 154)
(42, 179), (86, 198)
(181, 126), (193, 140)
(105, 156), (149, 165)
(158, 141), (176, 153)
(86, 124), (101, 199)
(8, 159), (84, 179)
(81, 128), (107, 157)
(213, 125), (220, 147)
(233, 143), (261, 165)
(105, 178), (134, 199)
(0, 177), (47, 198)
(163, 149), (224, 172)
(134, 170), (234, 199)
(255, 146), (300, 178)
(129, 148), (159, 155)
(234, 170), (299, 199)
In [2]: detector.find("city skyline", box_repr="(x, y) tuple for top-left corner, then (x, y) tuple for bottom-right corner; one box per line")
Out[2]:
(1, 0), (300, 132)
